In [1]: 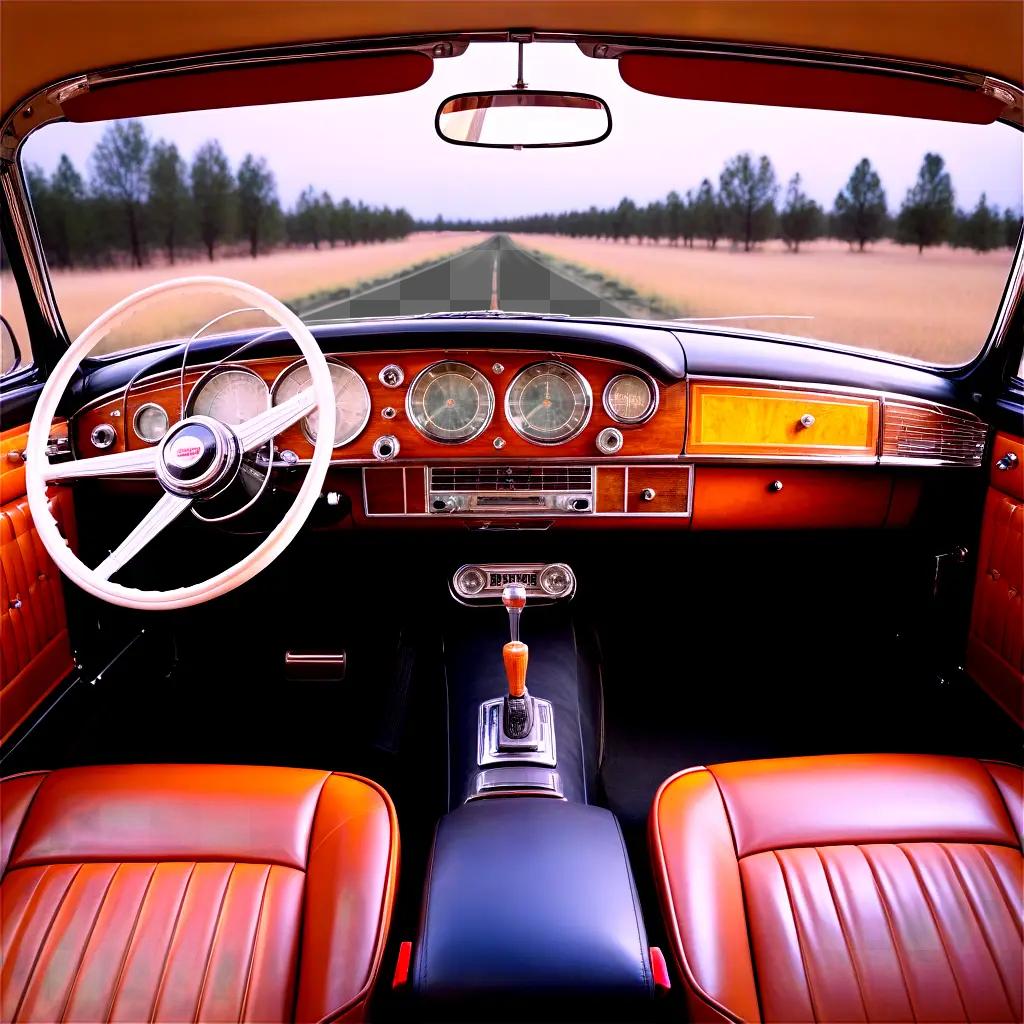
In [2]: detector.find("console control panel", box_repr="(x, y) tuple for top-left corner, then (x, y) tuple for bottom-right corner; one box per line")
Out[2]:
(451, 562), (577, 604)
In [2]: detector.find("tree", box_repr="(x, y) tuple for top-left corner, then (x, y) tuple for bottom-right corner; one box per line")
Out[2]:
(692, 179), (724, 249)
(294, 186), (328, 248)
(611, 198), (639, 242)
(236, 154), (277, 258)
(896, 153), (955, 254)
(191, 141), (234, 261)
(779, 174), (824, 253)
(147, 141), (190, 265)
(954, 193), (1002, 253)
(832, 158), (887, 251)
(642, 200), (666, 244)
(718, 153), (778, 251)
(1001, 207), (1022, 249)
(92, 120), (150, 267)
(664, 191), (685, 246)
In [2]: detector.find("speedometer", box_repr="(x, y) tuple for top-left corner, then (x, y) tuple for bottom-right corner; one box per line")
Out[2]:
(505, 362), (592, 444)
(187, 366), (269, 425)
(272, 358), (370, 447)
(407, 361), (494, 442)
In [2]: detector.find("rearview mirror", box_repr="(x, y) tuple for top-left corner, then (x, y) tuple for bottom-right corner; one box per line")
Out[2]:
(436, 91), (611, 149)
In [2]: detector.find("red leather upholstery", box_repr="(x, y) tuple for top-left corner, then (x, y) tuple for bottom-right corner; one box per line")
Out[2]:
(651, 753), (1023, 1023)
(1, 764), (399, 1023)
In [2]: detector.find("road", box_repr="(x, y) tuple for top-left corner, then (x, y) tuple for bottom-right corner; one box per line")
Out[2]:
(301, 234), (629, 320)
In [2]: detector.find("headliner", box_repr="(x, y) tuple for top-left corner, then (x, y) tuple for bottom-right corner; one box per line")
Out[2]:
(2, 1), (1022, 119)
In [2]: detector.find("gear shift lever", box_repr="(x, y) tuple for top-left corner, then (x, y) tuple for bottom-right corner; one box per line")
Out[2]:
(502, 584), (534, 738)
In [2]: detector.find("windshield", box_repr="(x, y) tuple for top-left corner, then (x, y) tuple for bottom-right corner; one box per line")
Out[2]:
(16, 42), (1023, 366)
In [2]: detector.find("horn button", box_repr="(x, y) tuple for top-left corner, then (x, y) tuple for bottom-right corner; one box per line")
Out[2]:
(157, 416), (242, 497)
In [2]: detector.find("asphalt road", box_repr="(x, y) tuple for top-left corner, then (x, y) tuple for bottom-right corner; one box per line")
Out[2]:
(302, 234), (629, 320)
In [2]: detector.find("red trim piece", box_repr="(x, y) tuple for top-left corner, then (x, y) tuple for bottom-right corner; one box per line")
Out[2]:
(650, 946), (672, 994)
(64, 51), (433, 122)
(392, 941), (413, 990)
(619, 54), (1007, 125)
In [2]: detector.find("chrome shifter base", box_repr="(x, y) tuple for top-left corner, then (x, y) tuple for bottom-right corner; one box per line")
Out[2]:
(478, 696), (556, 767)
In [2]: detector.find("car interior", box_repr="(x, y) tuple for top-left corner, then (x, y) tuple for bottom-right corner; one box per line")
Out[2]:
(0, 3), (1021, 1023)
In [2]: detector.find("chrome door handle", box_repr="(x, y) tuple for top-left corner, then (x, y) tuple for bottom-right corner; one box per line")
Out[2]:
(996, 452), (1019, 471)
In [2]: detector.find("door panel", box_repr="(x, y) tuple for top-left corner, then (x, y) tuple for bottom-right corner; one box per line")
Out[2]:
(0, 423), (76, 744)
(966, 431), (1024, 723)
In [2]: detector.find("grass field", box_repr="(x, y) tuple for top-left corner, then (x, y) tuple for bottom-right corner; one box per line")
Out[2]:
(1, 232), (484, 359)
(512, 234), (1015, 365)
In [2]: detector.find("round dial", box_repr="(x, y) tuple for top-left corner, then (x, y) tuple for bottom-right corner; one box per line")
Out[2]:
(134, 403), (169, 443)
(603, 373), (657, 424)
(188, 367), (269, 425)
(273, 359), (370, 447)
(505, 362), (592, 444)
(406, 361), (495, 443)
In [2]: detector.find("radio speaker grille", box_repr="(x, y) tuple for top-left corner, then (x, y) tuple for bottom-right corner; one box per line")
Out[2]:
(430, 466), (594, 492)
(881, 401), (987, 466)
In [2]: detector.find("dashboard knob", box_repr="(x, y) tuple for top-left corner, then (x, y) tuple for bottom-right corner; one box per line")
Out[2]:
(640, 487), (657, 502)
(768, 479), (784, 493)
(379, 364), (404, 388)
(90, 423), (116, 449)
(798, 413), (816, 429)
(372, 435), (400, 461)
(596, 427), (624, 455)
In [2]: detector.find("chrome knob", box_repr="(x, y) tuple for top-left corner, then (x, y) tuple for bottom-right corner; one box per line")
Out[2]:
(996, 452), (1019, 471)
(379, 364), (404, 388)
(641, 487), (657, 501)
(597, 427), (624, 454)
(798, 413), (816, 429)
(768, 479), (784, 493)
(90, 423), (116, 449)
(372, 435), (400, 461)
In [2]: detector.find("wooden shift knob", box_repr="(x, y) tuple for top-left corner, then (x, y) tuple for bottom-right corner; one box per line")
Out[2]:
(503, 641), (528, 698)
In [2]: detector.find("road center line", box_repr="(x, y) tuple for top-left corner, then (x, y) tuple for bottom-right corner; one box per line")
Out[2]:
(490, 252), (500, 310)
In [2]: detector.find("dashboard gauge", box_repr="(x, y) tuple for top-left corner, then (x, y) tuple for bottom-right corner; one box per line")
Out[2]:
(603, 373), (657, 424)
(406, 361), (495, 443)
(272, 359), (370, 447)
(187, 366), (270, 425)
(505, 362), (592, 444)
(133, 402), (169, 443)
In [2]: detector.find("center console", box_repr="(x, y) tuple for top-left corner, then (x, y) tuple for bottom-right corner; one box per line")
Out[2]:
(403, 572), (660, 1021)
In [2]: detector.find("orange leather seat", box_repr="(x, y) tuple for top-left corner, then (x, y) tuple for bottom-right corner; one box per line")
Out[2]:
(650, 753), (1022, 1023)
(1, 763), (399, 1023)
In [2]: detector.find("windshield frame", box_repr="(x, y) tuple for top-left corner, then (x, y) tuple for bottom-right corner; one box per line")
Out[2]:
(3, 31), (1022, 380)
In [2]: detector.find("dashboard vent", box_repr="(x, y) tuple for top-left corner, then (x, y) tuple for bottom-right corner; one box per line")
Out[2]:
(881, 400), (988, 466)
(430, 466), (594, 492)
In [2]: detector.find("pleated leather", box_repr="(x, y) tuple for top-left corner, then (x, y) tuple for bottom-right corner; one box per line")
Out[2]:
(742, 843), (1022, 1023)
(652, 755), (1024, 1024)
(0, 765), (399, 1024)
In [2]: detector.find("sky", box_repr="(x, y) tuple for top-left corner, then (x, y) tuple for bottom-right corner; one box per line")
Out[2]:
(23, 42), (1024, 219)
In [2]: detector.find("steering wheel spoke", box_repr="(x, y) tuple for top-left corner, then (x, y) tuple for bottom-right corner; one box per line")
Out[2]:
(94, 492), (193, 582)
(46, 446), (158, 483)
(236, 386), (316, 452)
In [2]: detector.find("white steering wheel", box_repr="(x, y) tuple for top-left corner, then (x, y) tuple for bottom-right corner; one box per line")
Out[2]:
(26, 277), (337, 610)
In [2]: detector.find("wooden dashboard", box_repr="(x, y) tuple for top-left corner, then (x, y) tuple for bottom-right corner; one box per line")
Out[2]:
(72, 348), (989, 530)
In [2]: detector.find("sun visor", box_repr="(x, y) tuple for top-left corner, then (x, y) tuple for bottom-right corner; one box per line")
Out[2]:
(618, 53), (1009, 124)
(62, 51), (433, 122)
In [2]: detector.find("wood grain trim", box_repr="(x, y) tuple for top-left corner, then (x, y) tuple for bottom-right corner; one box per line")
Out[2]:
(74, 350), (687, 464)
(687, 382), (879, 458)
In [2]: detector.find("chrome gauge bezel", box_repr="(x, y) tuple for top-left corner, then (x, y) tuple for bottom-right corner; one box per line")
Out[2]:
(504, 361), (593, 445)
(270, 357), (371, 448)
(602, 372), (659, 425)
(132, 402), (170, 443)
(406, 360), (495, 443)
(185, 363), (271, 424)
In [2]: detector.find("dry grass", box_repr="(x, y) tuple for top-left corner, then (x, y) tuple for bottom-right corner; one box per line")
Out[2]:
(512, 234), (1015, 365)
(1, 232), (484, 358)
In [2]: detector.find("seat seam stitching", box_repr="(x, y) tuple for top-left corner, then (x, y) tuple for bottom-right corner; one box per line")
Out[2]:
(771, 849), (819, 1024)
(857, 846), (917, 1022)
(147, 860), (198, 1023)
(104, 862), (158, 1022)
(814, 847), (869, 1022)
(58, 862), (122, 1023)
(895, 843), (970, 1022)
(237, 864), (272, 1024)
(975, 846), (1022, 940)
(939, 843), (1017, 1017)
(193, 861), (237, 1023)
(10, 862), (83, 1024)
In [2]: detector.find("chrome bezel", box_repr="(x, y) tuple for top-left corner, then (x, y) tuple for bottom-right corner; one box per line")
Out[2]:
(406, 360), (495, 443)
(378, 364), (405, 388)
(270, 356), (370, 448)
(603, 372), (659, 424)
(185, 363), (270, 423)
(132, 402), (169, 443)
(504, 361), (593, 445)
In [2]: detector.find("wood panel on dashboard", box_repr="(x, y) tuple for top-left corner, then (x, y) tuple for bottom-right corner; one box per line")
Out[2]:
(687, 381), (880, 458)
